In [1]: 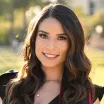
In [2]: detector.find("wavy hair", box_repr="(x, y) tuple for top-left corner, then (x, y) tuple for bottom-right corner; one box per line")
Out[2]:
(6, 4), (94, 104)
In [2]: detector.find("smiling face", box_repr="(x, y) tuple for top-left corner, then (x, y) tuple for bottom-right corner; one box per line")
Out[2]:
(35, 17), (69, 69)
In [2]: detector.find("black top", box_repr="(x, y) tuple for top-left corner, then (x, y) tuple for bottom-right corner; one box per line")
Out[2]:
(0, 70), (104, 104)
(48, 95), (89, 104)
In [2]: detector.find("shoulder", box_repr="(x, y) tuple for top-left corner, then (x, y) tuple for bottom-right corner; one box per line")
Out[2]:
(0, 70), (18, 99)
(81, 84), (104, 104)
(94, 84), (104, 101)
(93, 98), (100, 104)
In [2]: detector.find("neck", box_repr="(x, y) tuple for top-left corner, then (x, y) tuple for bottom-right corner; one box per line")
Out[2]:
(41, 65), (64, 82)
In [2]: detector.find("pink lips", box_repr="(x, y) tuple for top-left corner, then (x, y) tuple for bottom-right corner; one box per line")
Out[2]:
(42, 52), (59, 60)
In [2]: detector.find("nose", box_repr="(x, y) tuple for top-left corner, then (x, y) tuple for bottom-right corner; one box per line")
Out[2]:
(46, 39), (56, 50)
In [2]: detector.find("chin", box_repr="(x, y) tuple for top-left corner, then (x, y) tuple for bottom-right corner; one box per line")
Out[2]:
(42, 62), (60, 68)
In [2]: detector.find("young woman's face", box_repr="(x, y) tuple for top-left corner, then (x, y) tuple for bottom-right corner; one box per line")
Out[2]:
(35, 17), (69, 68)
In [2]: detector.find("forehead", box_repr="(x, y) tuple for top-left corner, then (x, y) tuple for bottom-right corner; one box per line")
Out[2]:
(38, 17), (65, 34)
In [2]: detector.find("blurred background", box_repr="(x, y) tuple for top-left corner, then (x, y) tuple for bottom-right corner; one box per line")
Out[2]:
(0, 0), (104, 103)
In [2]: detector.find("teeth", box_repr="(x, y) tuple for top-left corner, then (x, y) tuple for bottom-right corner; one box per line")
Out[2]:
(44, 53), (58, 58)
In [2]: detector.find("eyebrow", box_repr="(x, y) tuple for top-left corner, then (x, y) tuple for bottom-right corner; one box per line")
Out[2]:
(38, 30), (67, 36)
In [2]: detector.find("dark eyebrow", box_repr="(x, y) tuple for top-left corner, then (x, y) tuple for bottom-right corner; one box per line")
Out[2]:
(38, 30), (49, 34)
(38, 30), (67, 36)
(57, 33), (67, 36)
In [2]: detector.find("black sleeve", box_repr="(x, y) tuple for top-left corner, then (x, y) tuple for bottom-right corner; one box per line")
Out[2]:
(0, 71), (18, 100)
(94, 84), (104, 101)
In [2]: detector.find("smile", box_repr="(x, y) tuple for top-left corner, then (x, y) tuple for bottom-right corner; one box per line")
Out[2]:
(42, 52), (59, 60)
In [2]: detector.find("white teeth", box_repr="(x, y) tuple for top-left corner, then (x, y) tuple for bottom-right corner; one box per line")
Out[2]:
(44, 53), (58, 58)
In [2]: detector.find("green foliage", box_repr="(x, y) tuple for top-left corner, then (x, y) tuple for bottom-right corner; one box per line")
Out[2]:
(0, 31), (7, 45)
(74, 8), (104, 39)
(91, 9), (104, 27)
(0, 22), (10, 45)
(73, 6), (86, 17)
(0, 47), (23, 74)
(0, 0), (10, 15)
(87, 9), (104, 38)
(86, 48), (104, 68)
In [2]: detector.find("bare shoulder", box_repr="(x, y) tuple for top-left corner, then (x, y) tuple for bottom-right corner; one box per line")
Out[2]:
(0, 97), (2, 104)
(93, 98), (100, 104)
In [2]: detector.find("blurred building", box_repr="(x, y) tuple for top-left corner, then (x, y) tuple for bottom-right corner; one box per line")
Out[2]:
(73, 0), (104, 15)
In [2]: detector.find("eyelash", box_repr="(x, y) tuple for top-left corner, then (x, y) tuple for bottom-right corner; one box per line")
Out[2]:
(39, 34), (67, 40)
(39, 34), (48, 39)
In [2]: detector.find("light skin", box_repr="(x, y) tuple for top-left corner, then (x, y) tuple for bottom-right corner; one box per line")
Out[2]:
(93, 98), (100, 104)
(0, 97), (2, 104)
(34, 17), (69, 104)
(34, 17), (100, 104)
(35, 17), (69, 82)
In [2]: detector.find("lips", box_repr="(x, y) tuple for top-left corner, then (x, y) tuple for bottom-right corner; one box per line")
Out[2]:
(42, 52), (59, 59)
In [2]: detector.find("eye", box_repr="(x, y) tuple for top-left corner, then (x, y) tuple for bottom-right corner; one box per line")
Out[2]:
(39, 34), (48, 39)
(58, 36), (67, 40)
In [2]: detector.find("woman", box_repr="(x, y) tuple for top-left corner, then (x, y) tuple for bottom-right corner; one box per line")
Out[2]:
(3, 4), (100, 104)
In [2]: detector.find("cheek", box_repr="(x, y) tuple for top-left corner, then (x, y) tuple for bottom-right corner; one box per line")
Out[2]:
(59, 42), (69, 54)
(35, 36), (48, 47)
(35, 38), (46, 55)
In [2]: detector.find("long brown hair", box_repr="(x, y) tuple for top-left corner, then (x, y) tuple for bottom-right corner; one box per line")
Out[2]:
(6, 4), (94, 104)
